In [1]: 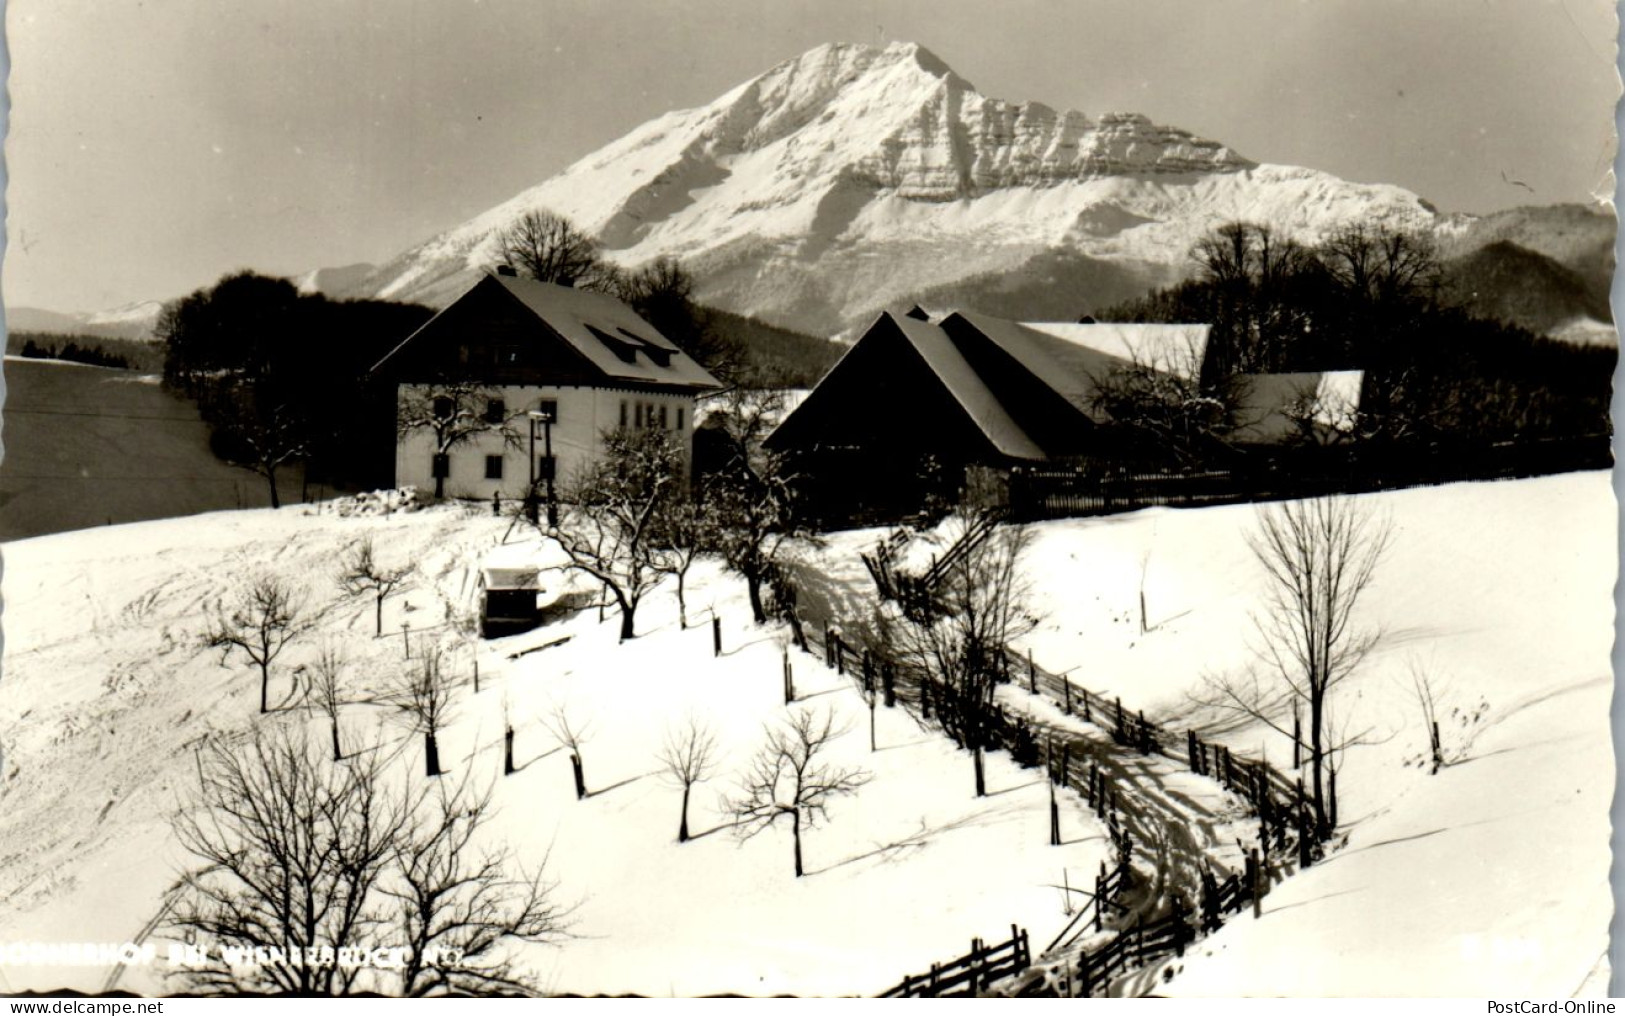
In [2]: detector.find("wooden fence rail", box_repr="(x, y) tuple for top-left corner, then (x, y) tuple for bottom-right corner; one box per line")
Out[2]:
(879, 925), (1031, 998)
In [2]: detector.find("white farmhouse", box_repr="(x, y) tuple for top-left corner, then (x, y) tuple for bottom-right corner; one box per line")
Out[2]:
(371, 269), (722, 501)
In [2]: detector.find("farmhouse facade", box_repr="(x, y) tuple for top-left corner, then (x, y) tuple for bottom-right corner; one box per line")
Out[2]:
(371, 271), (721, 501)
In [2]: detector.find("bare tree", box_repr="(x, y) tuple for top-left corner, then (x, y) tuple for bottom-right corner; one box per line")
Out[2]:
(310, 640), (347, 761)
(164, 725), (567, 997)
(206, 575), (311, 713)
(1317, 223), (1441, 310)
(729, 707), (870, 877)
(396, 382), (522, 500)
(550, 428), (683, 640)
(1089, 330), (1246, 466)
(613, 257), (742, 384)
(387, 775), (569, 996)
(167, 726), (409, 995)
(651, 497), (707, 630)
(495, 209), (606, 289)
(885, 510), (1033, 797)
(1198, 497), (1391, 836)
(197, 385), (309, 509)
(339, 535), (414, 636)
(544, 704), (592, 800)
(1280, 377), (1363, 448)
(396, 644), (455, 777)
(657, 717), (719, 843)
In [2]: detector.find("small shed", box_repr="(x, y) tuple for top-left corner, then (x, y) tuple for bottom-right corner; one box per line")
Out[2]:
(479, 564), (544, 638)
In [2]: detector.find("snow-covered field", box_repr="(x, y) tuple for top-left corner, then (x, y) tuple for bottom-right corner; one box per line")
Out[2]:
(0, 471), (1613, 996)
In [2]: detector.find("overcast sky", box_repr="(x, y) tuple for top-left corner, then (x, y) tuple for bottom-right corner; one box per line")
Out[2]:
(3, 0), (1619, 314)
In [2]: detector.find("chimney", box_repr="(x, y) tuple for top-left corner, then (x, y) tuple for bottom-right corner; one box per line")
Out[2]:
(496, 264), (518, 277)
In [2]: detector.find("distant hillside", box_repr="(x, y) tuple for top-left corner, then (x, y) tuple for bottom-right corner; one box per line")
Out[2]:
(1440, 240), (1613, 337)
(0, 358), (301, 541)
(705, 307), (846, 386)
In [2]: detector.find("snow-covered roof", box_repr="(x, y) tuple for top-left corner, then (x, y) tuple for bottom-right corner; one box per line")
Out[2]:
(949, 311), (1134, 415)
(888, 313), (1047, 460)
(371, 273), (722, 390)
(1018, 323), (1211, 381)
(490, 275), (722, 389)
(1231, 370), (1364, 444)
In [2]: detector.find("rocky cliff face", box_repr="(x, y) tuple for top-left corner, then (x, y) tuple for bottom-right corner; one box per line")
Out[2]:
(334, 41), (1603, 339)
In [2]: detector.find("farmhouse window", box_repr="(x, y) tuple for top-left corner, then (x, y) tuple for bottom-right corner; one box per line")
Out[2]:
(635, 403), (644, 428)
(620, 400), (628, 428)
(484, 399), (505, 424)
(485, 455), (503, 480)
(677, 407), (685, 430)
(432, 453), (450, 479)
(659, 405), (668, 429)
(538, 398), (559, 423)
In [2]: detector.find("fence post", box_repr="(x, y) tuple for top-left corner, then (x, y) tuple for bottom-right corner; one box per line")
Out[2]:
(1187, 730), (1199, 773)
(862, 650), (874, 693)
(883, 662), (896, 708)
(1027, 649), (1036, 694)
(712, 615), (722, 657)
(835, 637), (845, 676)
(1049, 774), (1061, 846)
(1293, 708), (1302, 769)
(783, 648), (794, 705)
(1137, 710), (1150, 755)
(1082, 692), (1091, 724)
(1063, 678), (1073, 714)
(823, 625), (833, 667)
(1173, 893), (1190, 957)
(920, 677), (931, 718)
(1115, 697), (1124, 740)
(1250, 848), (1263, 919)
(1077, 949), (1092, 998)
(1094, 864), (1105, 931)
(503, 725), (514, 776)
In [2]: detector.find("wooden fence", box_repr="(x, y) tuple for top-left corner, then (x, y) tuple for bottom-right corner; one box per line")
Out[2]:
(1004, 434), (1611, 524)
(812, 548), (1332, 998)
(878, 925), (1031, 998)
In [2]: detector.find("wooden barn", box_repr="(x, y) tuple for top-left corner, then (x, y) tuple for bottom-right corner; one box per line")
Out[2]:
(370, 269), (722, 501)
(764, 311), (1210, 520)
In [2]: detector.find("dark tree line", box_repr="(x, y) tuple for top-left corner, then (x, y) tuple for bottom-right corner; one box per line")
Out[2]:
(1095, 221), (1615, 454)
(158, 272), (435, 502)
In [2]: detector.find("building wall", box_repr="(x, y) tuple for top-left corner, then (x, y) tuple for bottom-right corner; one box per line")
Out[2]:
(394, 383), (696, 501)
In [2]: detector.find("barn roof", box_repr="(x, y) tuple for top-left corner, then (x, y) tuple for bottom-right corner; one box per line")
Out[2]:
(888, 313), (1047, 460)
(947, 311), (1134, 417)
(1231, 370), (1365, 444)
(372, 273), (721, 390)
(1018, 322), (1211, 381)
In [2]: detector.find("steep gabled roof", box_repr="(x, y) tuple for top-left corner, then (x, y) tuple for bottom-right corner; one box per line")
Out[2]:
(889, 314), (1047, 460)
(372, 273), (721, 389)
(946, 311), (1133, 418)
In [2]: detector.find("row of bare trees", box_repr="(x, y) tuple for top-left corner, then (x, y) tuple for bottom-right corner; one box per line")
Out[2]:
(205, 536), (417, 715)
(528, 387), (804, 642)
(169, 724), (565, 996)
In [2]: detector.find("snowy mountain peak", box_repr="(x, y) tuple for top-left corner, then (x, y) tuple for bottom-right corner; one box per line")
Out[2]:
(357, 41), (1267, 314)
